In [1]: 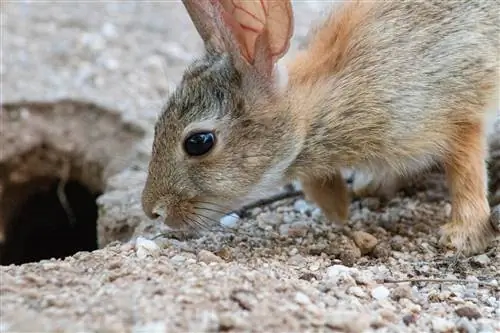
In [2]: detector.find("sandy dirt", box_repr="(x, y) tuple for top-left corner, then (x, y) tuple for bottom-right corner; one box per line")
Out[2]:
(1, 1), (499, 333)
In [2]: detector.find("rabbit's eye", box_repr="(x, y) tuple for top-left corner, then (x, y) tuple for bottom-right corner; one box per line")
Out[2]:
(184, 131), (216, 157)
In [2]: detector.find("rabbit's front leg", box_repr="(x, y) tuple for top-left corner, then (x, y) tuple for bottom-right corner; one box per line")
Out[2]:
(440, 121), (498, 255)
(300, 171), (350, 225)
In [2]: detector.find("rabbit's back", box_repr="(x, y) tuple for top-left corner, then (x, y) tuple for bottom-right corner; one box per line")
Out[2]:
(288, 0), (499, 166)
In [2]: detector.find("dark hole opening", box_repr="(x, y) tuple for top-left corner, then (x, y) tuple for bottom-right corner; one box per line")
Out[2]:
(0, 177), (100, 266)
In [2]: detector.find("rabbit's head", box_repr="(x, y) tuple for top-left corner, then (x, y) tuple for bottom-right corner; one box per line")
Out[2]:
(141, 0), (297, 229)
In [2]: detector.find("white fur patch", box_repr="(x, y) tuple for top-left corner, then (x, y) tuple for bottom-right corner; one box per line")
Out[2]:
(243, 151), (297, 204)
(351, 171), (375, 194)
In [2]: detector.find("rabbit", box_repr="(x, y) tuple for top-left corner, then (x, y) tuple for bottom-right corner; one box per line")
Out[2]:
(141, 0), (500, 256)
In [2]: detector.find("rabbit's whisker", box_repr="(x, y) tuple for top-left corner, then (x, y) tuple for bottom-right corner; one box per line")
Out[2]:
(192, 205), (230, 216)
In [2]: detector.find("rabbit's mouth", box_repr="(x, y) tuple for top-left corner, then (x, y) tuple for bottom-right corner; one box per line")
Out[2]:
(150, 197), (236, 231)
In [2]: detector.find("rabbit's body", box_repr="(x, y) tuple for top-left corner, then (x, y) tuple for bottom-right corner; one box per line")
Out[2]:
(280, 0), (499, 253)
(286, 0), (498, 172)
(142, 0), (500, 256)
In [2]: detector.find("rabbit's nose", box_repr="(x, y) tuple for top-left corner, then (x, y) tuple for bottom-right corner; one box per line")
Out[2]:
(151, 202), (166, 220)
(141, 194), (163, 220)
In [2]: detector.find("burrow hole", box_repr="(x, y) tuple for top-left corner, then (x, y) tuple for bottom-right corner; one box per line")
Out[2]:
(0, 145), (104, 265)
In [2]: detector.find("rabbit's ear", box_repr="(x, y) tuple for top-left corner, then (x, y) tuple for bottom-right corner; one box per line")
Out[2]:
(219, 0), (294, 76)
(182, 0), (294, 78)
(181, 0), (225, 51)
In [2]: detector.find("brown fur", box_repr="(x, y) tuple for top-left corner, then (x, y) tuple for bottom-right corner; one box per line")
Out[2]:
(142, 0), (499, 255)
(441, 121), (492, 253)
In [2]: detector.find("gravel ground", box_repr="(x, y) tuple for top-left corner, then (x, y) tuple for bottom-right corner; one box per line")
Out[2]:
(1, 1), (499, 333)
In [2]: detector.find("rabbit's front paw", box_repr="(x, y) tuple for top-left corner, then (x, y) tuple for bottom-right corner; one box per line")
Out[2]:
(300, 172), (350, 226)
(439, 210), (498, 256)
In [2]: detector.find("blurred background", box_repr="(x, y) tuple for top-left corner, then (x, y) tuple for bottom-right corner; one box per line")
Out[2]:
(2, 1), (331, 127)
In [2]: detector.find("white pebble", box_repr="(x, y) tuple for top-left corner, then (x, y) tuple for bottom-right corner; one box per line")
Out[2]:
(432, 318), (455, 332)
(326, 265), (353, 279)
(170, 255), (186, 263)
(348, 286), (367, 298)
(456, 318), (476, 333)
(132, 321), (166, 333)
(103, 58), (119, 70)
(471, 254), (491, 266)
(311, 208), (323, 220)
(220, 213), (240, 228)
(135, 237), (160, 259)
(371, 285), (391, 300)
(326, 265), (358, 286)
(293, 199), (310, 214)
(309, 263), (320, 271)
(283, 214), (296, 224)
(101, 22), (118, 38)
(294, 292), (311, 305)
(326, 311), (371, 333)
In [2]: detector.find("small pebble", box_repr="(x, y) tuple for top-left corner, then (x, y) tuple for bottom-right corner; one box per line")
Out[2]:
(471, 254), (491, 267)
(197, 250), (224, 264)
(294, 292), (311, 305)
(352, 270), (375, 285)
(361, 197), (380, 210)
(311, 208), (323, 220)
(219, 312), (249, 330)
(215, 247), (233, 261)
(391, 284), (413, 301)
(402, 313), (418, 326)
(347, 286), (367, 298)
(299, 273), (319, 281)
(220, 213), (240, 228)
(371, 286), (391, 300)
(279, 224), (290, 236)
(326, 265), (353, 279)
(370, 242), (391, 259)
(288, 221), (309, 237)
(390, 235), (406, 251)
(132, 321), (166, 333)
(170, 255), (186, 263)
(352, 231), (378, 255)
(101, 22), (118, 38)
(308, 263), (320, 271)
(456, 318), (477, 333)
(326, 265), (357, 287)
(455, 306), (482, 320)
(256, 212), (282, 226)
(135, 237), (160, 259)
(431, 318), (455, 332)
(283, 214), (296, 224)
(293, 199), (310, 214)
(325, 311), (371, 333)
(288, 254), (306, 267)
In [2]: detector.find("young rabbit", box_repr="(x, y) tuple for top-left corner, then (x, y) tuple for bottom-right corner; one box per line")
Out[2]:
(142, 0), (500, 255)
